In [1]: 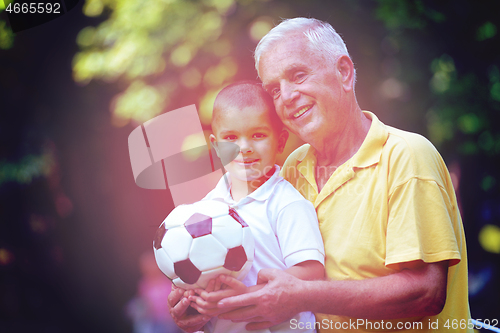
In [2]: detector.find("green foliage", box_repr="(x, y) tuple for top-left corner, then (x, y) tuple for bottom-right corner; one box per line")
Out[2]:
(375, 0), (444, 30)
(375, 1), (500, 159)
(0, 152), (55, 185)
(73, 0), (273, 126)
(0, 20), (14, 49)
(476, 21), (497, 41)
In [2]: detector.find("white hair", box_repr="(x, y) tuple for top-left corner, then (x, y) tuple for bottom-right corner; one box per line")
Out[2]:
(254, 17), (355, 80)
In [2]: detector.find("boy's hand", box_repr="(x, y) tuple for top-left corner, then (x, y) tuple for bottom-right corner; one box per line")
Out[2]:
(168, 285), (210, 332)
(188, 275), (257, 316)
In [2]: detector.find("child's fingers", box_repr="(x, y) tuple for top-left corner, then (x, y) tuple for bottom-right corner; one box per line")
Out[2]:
(205, 279), (215, 293)
(219, 275), (247, 291)
(203, 287), (245, 303)
(188, 295), (219, 310)
(214, 276), (222, 291)
(193, 288), (204, 296)
(190, 302), (224, 317)
(183, 289), (195, 298)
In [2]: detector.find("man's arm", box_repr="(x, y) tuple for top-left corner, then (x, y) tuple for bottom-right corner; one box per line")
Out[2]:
(216, 260), (448, 331)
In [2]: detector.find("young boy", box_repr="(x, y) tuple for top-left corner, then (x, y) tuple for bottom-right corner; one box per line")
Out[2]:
(188, 81), (325, 333)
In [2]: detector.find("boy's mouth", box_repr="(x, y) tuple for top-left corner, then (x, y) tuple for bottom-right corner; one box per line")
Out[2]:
(234, 159), (259, 166)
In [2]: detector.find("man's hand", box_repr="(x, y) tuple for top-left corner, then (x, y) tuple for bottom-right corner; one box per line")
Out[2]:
(214, 260), (449, 331)
(189, 275), (250, 316)
(168, 285), (210, 332)
(217, 269), (305, 331)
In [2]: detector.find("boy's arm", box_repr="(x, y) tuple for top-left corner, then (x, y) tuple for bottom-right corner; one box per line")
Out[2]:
(283, 260), (324, 281)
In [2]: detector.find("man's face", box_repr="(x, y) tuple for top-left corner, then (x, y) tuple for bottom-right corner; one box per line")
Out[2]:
(259, 35), (347, 145)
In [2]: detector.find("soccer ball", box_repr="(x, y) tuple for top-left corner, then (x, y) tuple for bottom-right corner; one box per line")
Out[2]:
(153, 200), (255, 290)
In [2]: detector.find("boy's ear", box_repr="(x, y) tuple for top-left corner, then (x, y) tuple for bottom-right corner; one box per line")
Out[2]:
(209, 134), (220, 157)
(277, 130), (289, 154)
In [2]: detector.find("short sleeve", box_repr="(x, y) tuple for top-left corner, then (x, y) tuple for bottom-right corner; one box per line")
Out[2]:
(276, 199), (325, 268)
(386, 177), (461, 268)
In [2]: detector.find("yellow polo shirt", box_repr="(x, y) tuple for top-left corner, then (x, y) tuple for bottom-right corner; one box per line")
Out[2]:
(281, 112), (471, 332)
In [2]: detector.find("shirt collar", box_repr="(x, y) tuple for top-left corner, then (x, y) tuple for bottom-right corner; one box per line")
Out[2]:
(210, 165), (283, 204)
(351, 111), (389, 169)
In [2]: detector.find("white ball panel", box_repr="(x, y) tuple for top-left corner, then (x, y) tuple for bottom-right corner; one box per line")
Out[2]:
(190, 235), (227, 271)
(163, 204), (193, 228)
(172, 277), (199, 290)
(162, 227), (193, 262)
(211, 215), (243, 249)
(154, 248), (177, 279)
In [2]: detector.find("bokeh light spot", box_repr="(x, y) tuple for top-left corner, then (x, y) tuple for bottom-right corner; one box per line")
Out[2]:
(490, 82), (500, 101)
(83, 0), (104, 17)
(181, 68), (202, 88)
(56, 194), (74, 218)
(249, 17), (273, 43)
(181, 133), (209, 161)
(458, 113), (481, 134)
(30, 215), (49, 234)
(171, 45), (193, 67)
(476, 21), (497, 41)
(381, 78), (403, 99)
(76, 27), (97, 47)
(481, 175), (496, 191)
(0, 20), (14, 50)
(199, 88), (223, 126)
(0, 248), (14, 266)
(479, 224), (500, 254)
(113, 81), (169, 124)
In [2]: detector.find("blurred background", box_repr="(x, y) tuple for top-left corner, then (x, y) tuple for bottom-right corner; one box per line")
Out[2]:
(1, 0), (499, 332)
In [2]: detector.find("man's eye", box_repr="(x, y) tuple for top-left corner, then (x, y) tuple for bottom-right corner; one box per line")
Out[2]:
(294, 73), (306, 82)
(271, 87), (280, 98)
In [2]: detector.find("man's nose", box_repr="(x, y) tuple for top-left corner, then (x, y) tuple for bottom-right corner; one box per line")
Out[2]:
(281, 82), (299, 105)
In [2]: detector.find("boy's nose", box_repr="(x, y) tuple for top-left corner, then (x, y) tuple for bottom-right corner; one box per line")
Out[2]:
(238, 140), (253, 154)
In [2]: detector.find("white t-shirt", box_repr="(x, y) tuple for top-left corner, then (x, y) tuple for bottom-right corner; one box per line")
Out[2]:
(203, 165), (325, 333)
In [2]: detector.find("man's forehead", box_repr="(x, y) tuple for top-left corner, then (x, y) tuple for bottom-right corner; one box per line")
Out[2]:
(259, 38), (314, 82)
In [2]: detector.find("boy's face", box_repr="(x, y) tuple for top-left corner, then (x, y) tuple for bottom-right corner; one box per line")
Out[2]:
(210, 102), (287, 187)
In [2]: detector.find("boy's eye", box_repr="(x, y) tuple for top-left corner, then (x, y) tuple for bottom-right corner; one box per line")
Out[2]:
(253, 133), (267, 139)
(223, 135), (237, 141)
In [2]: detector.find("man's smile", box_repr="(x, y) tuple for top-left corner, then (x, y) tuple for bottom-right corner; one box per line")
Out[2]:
(292, 105), (313, 119)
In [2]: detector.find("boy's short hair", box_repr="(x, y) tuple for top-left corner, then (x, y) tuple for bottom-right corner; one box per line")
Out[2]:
(212, 81), (283, 132)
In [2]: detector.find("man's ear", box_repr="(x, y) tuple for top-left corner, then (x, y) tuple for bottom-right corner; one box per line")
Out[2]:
(277, 130), (289, 154)
(209, 134), (220, 157)
(337, 55), (355, 92)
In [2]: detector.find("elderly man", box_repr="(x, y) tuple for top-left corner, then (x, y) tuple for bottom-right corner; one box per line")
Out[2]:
(169, 18), (471, 332)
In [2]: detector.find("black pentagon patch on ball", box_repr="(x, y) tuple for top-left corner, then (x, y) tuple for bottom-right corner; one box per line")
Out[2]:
(223, 246), (247, 271)
(153, 223), (167, 250)
(229, 208), (248, 227)
(185, 213), (212, 238)
(174, 259), (202, 284)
